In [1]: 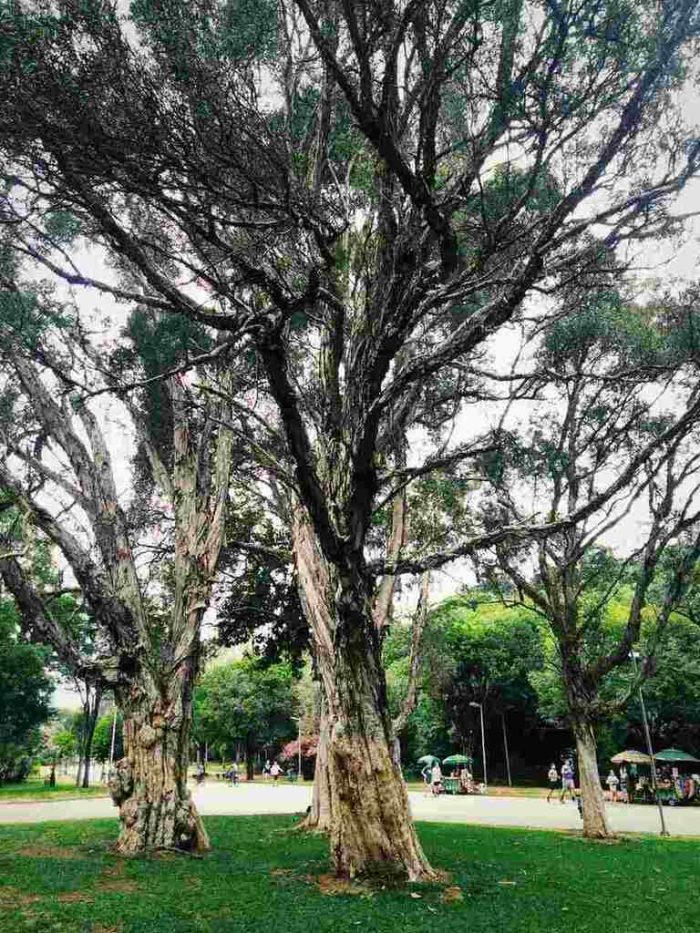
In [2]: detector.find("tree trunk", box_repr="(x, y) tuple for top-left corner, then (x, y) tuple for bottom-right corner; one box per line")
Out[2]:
(573, 719), (612, 838)
(245, 737), (254, 781)
(302, 700), (331, 832)
(293, 508), (433, 880)
(324, 604), (434, 881)
(109, 673), (208, 855)
(81, 686), (102, 788)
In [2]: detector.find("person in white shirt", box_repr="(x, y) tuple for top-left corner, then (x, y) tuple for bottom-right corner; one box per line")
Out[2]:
(546, 764), (559, 802)
(430, 763), (443, 795)
(270, 761), (283, 782)
(606, 769), (619, 802)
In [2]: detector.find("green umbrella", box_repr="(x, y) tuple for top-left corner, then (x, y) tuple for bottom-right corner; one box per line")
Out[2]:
(443, 754), (472, 766)
(654, 748), (700, 763)
(417, 755), (441, 766)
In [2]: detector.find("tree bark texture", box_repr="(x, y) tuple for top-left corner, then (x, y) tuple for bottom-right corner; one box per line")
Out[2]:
(573, 719), (612, 839)
(293, 508), (434, 880)
(110, 669), (208, 855)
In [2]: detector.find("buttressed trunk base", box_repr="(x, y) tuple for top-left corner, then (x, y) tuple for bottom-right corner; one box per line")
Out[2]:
(110, 687), (208, 855)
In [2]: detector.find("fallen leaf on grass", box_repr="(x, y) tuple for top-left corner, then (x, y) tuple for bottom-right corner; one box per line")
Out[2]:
(497, 880), (517, 886)
(410, 892), (422, 899)
(441, 886), (464, 903)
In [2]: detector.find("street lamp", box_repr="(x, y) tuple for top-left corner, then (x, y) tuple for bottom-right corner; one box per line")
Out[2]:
(469, 701), (487, 791)
(291, 716), (302, 780)
(630, 651), (668, 837)
(108, 704), (118, 769)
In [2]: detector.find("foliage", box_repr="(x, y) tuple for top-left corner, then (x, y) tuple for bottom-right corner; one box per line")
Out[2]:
(386, 593), (545, 767)
(193, 658), (296, 762)
(216, 494), (308, 667)
(91, 711), (124, 763)
(0, 596), (52, 782)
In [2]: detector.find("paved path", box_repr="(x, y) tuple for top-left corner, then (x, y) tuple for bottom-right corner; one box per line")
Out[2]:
(1, 783), (698, 837)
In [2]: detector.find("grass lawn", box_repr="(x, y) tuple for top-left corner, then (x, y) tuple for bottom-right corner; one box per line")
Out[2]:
(0, 776), (107, 803)
(1, 817), (699, 932)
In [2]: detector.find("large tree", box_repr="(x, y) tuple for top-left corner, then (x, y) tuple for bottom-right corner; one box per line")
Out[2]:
(0, 259), (236, 852)
(480, 296), (700, 837)
(2, 0), (700, 877)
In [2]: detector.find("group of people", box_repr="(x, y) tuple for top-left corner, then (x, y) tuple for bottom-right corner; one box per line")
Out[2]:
(192, 759), (290, 786)
(548, 759), (699, 806)
(421, 761), (480, 795)
(604, 764), (636, 803)
(262, 759), (284, 781)
(546, 760), (577, 802)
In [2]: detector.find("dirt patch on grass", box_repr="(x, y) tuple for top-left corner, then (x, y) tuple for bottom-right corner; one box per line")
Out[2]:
(18, 844), (84, 860)
(58, 890), (93, 903)
(94, 859), (139, 894)
(91, 926), (123, 933)
(0, 885), (40, 906)
(309, 873), (373, 897)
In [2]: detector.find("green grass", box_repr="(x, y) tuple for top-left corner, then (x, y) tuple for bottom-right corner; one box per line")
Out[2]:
(1, 817), (699, 932)
(0, 776), (107, 802)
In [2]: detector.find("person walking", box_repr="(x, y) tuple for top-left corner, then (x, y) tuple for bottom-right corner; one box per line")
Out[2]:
(263, 759), (272, 780)
(560, 759), (575, 802)
(605, 769), (619, 803)
(546, 763), (559, 802)
(270, 760), (282, 783)
(619, 764), (629, 803)
(229, 761), (239, 786)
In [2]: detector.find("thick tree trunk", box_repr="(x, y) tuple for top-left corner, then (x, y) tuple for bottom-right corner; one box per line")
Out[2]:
(302, 700), (331, 832)
(109, 674), (208, 855)
(573, 719), (612, 838)
(293, 508), (433, 880)
(324, 611), (433, 880)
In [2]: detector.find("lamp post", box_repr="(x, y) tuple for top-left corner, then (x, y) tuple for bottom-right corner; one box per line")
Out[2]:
(291, 716), (302, 780)
(469, 701), (487, 791)
(630, 651), (668, 837)
(108, 704), (118, 769)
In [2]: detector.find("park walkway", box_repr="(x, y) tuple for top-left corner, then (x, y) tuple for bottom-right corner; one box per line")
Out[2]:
(1, 782), (700, 836)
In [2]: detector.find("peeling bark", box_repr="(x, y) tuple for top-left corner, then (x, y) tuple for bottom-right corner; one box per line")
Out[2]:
(110, 670), (208, 854)
(293, 508), (434, 880)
